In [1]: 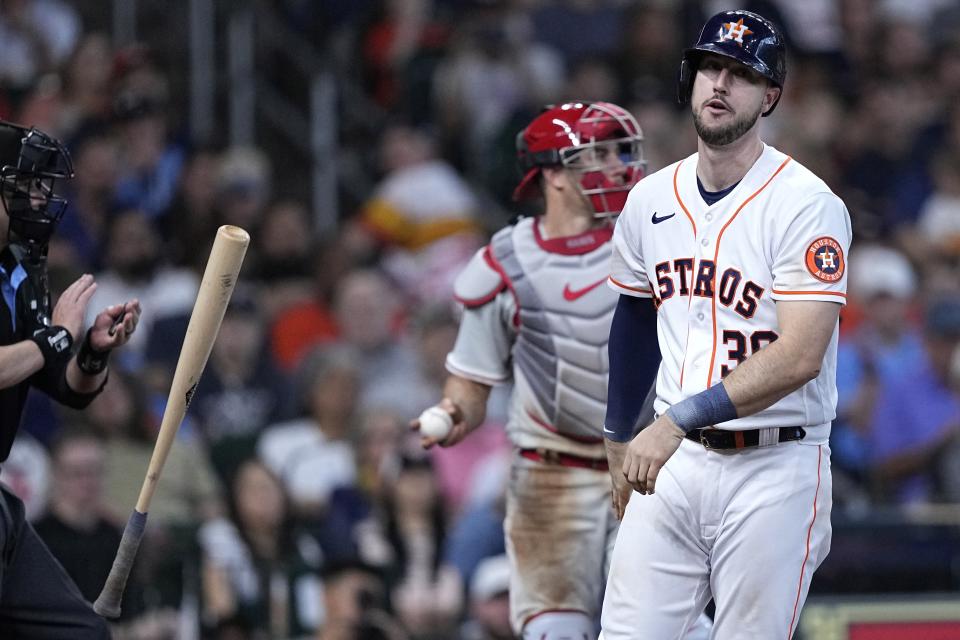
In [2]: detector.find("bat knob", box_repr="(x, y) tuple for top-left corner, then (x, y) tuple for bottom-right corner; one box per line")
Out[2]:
(92, 599), (120, 619)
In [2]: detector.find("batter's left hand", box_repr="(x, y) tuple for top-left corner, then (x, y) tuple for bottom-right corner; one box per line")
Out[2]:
(604, 439), (633, 520)
(88, 299), (141, 351)
(622, 415), (684, 495)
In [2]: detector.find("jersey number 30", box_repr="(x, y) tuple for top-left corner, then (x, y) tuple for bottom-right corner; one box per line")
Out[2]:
(720, 330), (779, 377)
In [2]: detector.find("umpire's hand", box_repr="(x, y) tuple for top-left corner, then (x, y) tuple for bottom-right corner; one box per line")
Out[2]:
(51, 274), (97, 340)
(88, 298), (142, 350)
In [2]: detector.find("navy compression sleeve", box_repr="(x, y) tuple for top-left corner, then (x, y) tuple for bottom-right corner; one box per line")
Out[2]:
(604, 294), (660, 442)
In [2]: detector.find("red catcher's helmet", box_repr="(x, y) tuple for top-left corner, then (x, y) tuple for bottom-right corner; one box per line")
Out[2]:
(513, 102), (645, 217)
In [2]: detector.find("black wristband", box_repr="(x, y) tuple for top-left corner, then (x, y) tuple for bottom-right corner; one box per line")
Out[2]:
(77, 328), (111, 375)
(30, 325), (73, 367)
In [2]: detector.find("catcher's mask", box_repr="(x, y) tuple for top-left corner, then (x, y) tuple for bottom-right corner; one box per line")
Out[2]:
(0, 122), (74, 251)
(513, 102), (645, 218)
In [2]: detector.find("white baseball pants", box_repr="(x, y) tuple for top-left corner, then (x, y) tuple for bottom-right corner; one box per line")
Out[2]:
(600, 438), (832, 640)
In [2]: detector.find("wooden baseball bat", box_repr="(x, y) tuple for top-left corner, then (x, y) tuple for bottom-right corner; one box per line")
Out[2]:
(93, 225), (250, 618)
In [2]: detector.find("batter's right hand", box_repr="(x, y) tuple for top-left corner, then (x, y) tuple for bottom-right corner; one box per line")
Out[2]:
(411, 398), (467, 449)
(51, 274), (97, 340)
(605, 439), (633, 520)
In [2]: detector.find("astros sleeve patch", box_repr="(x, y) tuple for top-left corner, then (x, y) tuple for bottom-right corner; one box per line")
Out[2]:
(771, 193), (852, 304)
(804, 237), (844, 283)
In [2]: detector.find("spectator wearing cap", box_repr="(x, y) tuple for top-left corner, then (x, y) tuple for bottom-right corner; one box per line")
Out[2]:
(111, 70), (186, 221)
(831, 244), (926, 498)
(864, 296), (960, 504)
(460, 554), (514, 640)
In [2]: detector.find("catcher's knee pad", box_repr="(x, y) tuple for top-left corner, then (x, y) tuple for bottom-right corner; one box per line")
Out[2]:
(522, 611), (595, 640)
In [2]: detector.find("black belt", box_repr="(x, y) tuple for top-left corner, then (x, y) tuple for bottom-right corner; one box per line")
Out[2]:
(684, 426), (806, 450)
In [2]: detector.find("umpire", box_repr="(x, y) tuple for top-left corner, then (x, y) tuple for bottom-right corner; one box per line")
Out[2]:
(0, 122), (140, 638)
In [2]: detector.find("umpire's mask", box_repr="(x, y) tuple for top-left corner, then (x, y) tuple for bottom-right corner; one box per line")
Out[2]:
(0, 122), (74, 251)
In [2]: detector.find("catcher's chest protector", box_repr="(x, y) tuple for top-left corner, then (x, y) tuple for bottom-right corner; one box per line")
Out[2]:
(491, 218), (616, 440)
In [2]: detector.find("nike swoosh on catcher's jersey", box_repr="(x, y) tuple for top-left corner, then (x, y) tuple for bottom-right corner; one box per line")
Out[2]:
(563, 278), (607, 301)
(651, 211), (676, 224)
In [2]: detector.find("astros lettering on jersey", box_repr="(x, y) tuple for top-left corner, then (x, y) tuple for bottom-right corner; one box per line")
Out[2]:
(608, 144), (852, 442)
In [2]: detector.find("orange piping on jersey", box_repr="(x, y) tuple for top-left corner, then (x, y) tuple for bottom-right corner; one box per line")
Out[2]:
(672, 160), (697, 237)
(705, 156), (792, 388)
(673, 160), (698, 387)
(772, 289), (847, 298)
(679, 271), (698, 388)
(788, 445), (822, 639)
(608, 275), (651, 294)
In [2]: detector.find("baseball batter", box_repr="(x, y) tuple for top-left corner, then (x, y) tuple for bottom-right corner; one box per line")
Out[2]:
(600, 10), (850, 640)
(414, 102), (646, 639)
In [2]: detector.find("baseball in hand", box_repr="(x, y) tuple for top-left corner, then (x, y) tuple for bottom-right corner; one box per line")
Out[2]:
(418, 406), (453, 440)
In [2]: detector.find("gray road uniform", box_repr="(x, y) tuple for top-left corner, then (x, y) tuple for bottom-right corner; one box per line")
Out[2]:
(446, 215), (618, 632)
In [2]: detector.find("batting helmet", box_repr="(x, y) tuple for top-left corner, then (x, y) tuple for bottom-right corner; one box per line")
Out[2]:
(0, 122), (73, 249)
(677, 9), (787, 116)
(513, 102), (645, 217)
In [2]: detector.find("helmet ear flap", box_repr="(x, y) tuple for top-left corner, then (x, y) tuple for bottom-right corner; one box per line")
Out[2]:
(677, 58), (694, 106)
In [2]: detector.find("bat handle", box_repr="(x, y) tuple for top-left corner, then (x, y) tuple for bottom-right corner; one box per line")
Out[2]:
(94, 510), (148, 618)
(107, 312), (124, 337)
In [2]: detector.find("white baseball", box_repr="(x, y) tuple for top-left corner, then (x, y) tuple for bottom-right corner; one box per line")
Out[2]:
(417, 406), (453, 439)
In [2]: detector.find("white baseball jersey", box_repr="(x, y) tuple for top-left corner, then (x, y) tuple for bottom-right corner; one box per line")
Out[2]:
(447, 216), (617, 458)
(608, 144), (851, 443)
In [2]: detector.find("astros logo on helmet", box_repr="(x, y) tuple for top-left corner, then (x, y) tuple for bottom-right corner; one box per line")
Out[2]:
(719, 19), (753, 45)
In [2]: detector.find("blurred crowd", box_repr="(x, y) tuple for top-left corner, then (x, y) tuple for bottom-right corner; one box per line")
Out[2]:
(0, 0), (956, 638)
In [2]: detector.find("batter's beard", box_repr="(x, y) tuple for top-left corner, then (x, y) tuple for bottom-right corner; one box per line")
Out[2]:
(693, 103), (762, 146)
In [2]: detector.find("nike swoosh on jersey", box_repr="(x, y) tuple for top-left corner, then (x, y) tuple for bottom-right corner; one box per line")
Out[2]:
(562, 278), (607, 301)
(651, 211), (676, 224)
